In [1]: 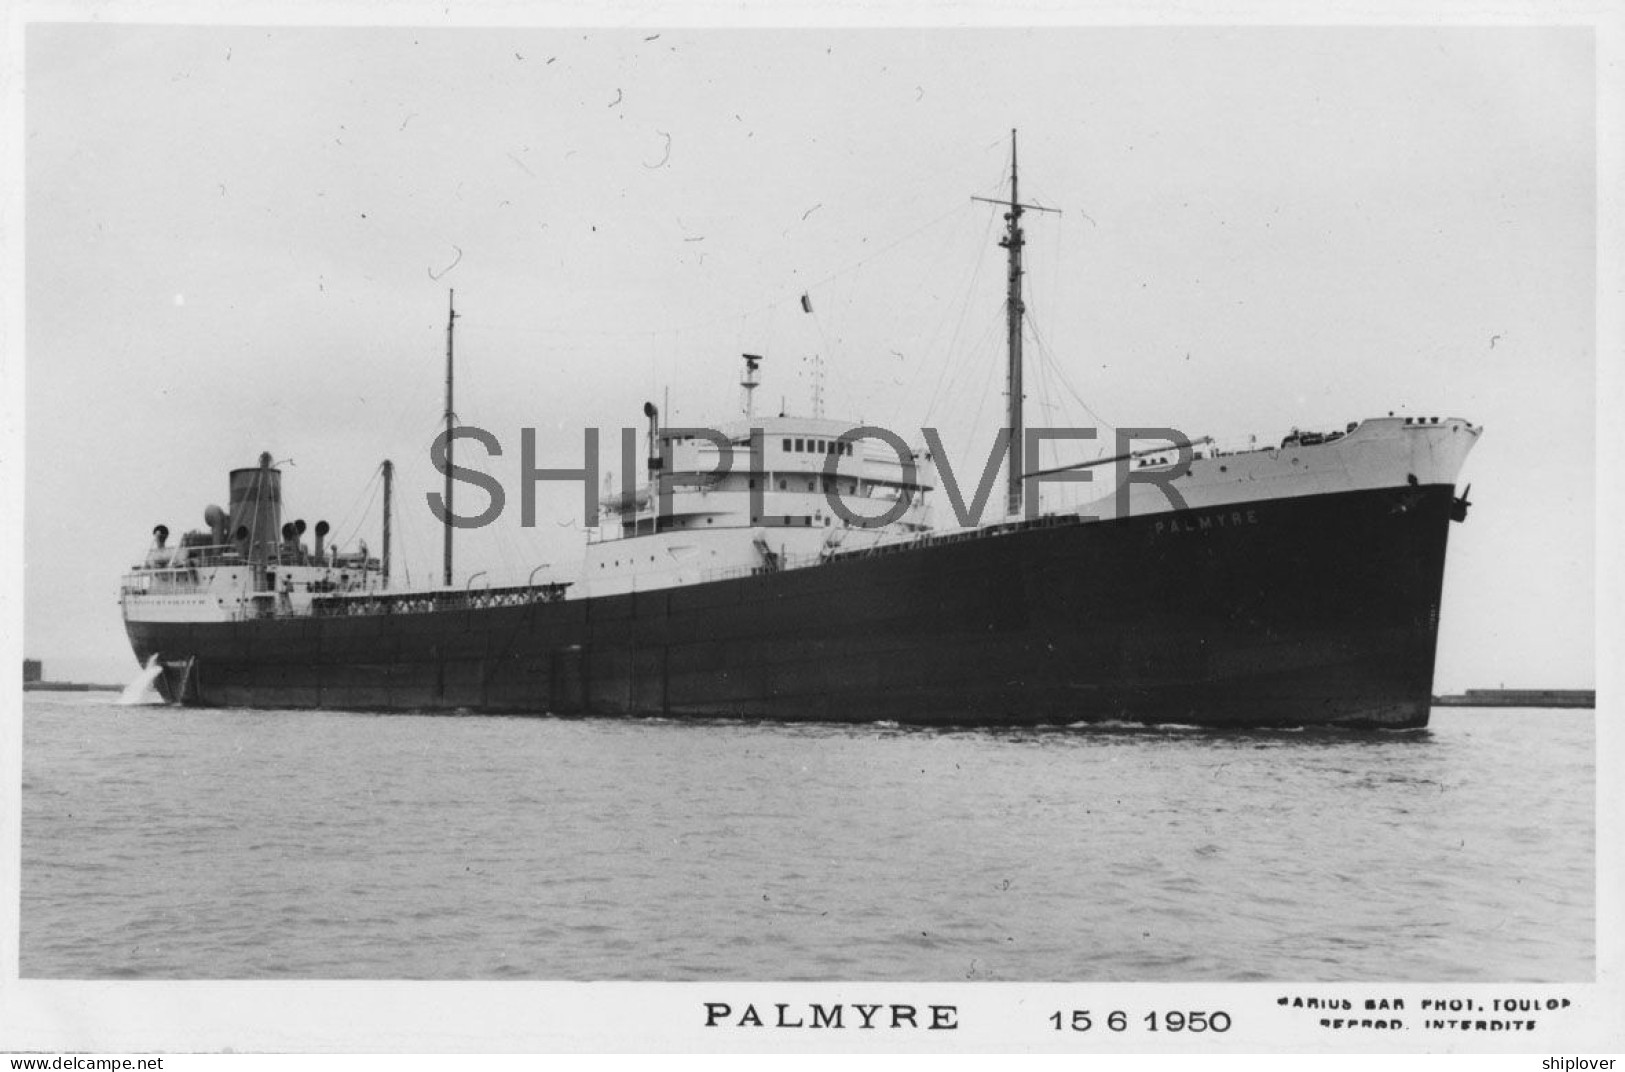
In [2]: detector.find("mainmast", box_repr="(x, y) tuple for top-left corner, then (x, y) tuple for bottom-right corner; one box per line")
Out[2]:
(443, 289), (458, 587)
(381, 458), (393, 590)
(973, 129), (1059, 517)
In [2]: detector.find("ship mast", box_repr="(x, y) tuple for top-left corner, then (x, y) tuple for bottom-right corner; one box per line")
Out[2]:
(381, 458), (393, 590)
(741, 353), (762, 420)
(443, 289), (458, 587)
(973, 129), (1059, 517)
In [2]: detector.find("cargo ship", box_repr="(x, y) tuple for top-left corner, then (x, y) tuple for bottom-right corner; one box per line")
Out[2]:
(120, 134), (1480, 729)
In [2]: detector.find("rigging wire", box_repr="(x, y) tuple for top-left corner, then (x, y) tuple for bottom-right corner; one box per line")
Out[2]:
(925, 161), (1021, 417)
(463, 199), (979, 345)
(920, 206), (1001, 427)
(739, 196), (982, 421)
(392, 486), (412, 590)
(953, 306), (1009, 471)
(1029, 317), (1059, 466)
(333, 464), (384, 556)
(793, 198), (982, 310)
(1028, 314), (1117, 445)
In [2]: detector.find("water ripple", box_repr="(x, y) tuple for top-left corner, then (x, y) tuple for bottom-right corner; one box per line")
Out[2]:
(20, 699), (1594, 981)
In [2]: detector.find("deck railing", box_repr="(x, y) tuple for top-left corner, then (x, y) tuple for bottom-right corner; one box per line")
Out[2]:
(309, 581), (572, 617)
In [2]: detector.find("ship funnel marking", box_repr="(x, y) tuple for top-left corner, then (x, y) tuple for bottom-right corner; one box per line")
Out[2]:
(227, 454), (283, 562)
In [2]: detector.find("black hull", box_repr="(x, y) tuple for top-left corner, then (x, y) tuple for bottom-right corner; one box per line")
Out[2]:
(125, 485), (1459, 729)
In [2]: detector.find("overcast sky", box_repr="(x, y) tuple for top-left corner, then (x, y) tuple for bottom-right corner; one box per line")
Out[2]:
(15, 20), (1597, 690)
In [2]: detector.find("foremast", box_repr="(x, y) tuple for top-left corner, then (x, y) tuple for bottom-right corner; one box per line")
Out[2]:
(973, 129), (1059, 517)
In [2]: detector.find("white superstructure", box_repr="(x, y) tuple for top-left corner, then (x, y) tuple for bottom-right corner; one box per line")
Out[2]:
(582, 413), (937, 597)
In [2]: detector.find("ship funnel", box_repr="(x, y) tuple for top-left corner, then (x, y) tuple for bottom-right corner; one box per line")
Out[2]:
(152, 524), (169, 548)
(314, 519), (329, 559)
(227, 453), (283, 562)
(204, 504), (227, 544)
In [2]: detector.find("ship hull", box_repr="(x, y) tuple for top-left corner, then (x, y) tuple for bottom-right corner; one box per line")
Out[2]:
(125, 483), (1459, 729)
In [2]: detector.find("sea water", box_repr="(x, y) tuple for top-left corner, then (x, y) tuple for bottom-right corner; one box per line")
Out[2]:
(19, 694), (1594, 981)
